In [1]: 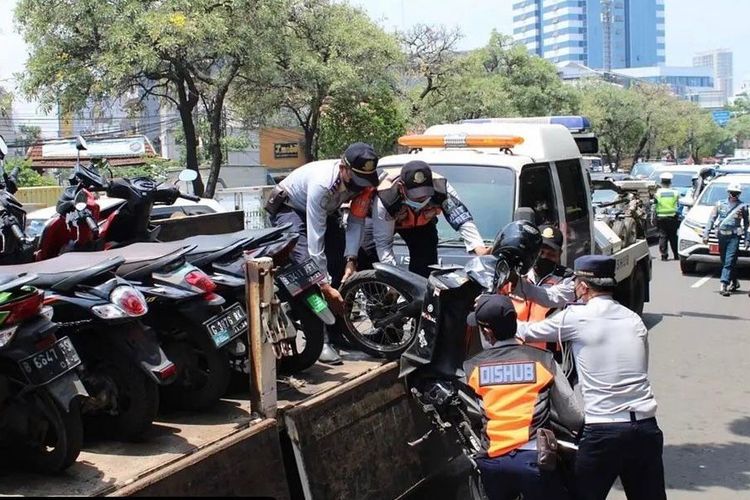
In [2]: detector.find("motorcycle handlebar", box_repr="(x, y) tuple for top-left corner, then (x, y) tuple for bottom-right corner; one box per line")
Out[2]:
(10, 223), (24, 241)
(85, 215), (99, 234)
(180, 193), (200, 202)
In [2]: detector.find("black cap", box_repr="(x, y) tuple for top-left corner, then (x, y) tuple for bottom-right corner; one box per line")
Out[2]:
(343, 142), (379, 187)
(467, 294), (517, 338)
(574, 255), (616, 286)
(400, 160), (435, 199)
(539, 225), (563, 252)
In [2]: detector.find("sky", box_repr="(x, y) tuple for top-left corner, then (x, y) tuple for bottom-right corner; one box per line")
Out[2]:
(2, 0), (749, 136)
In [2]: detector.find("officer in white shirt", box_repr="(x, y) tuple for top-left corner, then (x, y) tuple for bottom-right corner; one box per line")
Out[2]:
(515, 255), (665, 500)
(265, 143), (379, 363)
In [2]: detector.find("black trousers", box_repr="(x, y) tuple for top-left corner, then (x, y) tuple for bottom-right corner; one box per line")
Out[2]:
(575, 417), (666, 500)
(269, 207), (345, 288)
(396, 222), (439, 278)
(656, 216), (679, 259)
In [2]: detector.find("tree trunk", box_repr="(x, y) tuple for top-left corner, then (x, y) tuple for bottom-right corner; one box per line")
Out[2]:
(204, 102), (225, 199)
(303, 126), (316, 163)
(632, 131), (650, 165)
(175, 74), (204, 196)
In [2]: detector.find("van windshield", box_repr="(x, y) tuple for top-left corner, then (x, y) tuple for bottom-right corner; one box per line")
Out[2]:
(420, 164), (516, 243)
(699, 183), (750, 206)
(648, 170), (695, 189)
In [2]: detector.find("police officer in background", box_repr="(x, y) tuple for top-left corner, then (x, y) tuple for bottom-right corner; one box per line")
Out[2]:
(346, 160), (489, 279)
(464, 294), (583, 500)
(264, 142), (379, 363)
(702, 182), (749, 296)
(515, 255), (666, 500)
(652, 172), (680, 261)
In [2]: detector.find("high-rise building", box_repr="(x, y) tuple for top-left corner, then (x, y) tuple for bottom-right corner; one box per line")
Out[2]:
(512, 0), (665, 69)
(693, 49), (733, 102)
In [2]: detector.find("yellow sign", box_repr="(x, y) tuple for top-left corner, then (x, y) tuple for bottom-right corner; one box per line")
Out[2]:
(274, 142), (299, 159)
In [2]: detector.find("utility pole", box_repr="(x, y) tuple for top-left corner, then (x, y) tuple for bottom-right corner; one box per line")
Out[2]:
(601, 0), (613, 72)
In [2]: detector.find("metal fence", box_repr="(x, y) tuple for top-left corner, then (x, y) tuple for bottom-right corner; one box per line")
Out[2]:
(214, 185), (275, 230)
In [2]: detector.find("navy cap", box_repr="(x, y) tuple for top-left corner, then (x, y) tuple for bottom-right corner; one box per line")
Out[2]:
(574, 255), (616, 286)
(467, 294), (517, 338)
(343, 142), (379, 187)
(401, 160), (435, 199)
(540, 225), (563, 252)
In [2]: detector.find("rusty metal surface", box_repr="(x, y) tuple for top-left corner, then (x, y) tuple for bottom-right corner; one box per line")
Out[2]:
(155, 211), (244, 241)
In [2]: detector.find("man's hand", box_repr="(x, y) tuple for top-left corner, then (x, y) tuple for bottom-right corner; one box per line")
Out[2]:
(320, 283), (345, 316)
(702, 237), (708, 245)
(342, 259), (357, 283)
(473, 245), (491, 256)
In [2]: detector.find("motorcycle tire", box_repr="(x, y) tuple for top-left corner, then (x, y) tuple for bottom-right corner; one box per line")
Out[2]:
(278, 304), (324, 375)
(86, 353), (159, 442)
(339, 270), (421, 360)
(19, 391), (83, 473)
(160, 328), (232, 411)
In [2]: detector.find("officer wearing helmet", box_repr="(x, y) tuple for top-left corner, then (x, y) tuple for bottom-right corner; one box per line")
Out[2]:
(652, 172), (680, 261)
(702, 181), (749, 296)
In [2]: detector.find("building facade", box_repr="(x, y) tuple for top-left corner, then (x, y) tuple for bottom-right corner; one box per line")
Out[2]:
(693, 49), (733, 102)
(513, 0), (665, 69)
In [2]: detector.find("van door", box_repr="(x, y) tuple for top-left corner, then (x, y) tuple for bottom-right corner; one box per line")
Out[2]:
(555, 159), (592, 264)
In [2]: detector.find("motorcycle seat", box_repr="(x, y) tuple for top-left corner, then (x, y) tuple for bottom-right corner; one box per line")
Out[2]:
(0, 254), (125, 292)
(179, 224), (292, 254)
(105, 243), (197, 281)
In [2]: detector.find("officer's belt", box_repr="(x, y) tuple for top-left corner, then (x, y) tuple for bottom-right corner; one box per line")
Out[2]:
(585, 409), (656, 424)
(718, 228), (740, 236)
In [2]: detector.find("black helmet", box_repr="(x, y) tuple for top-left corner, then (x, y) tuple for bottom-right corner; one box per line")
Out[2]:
(491, 220), (542, 274)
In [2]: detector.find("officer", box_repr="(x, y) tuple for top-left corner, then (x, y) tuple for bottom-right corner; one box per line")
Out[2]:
(515, 255), (666, 500)
(264, 142), (379, 363)
(652, 172), (680, 261)
(702, 182), (749, 296)
(347, 160), (489, 279)
(464, 294), (583, 500)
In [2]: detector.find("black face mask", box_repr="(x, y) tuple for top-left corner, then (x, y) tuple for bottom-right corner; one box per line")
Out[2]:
(343, 176), (366, 193)
(533, 257), (556, 278)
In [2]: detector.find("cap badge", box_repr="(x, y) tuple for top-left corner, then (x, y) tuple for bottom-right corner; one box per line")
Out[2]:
(362, 160), (375, 172)
(414, 171), (426, 184)
(542, 227), (555, 239)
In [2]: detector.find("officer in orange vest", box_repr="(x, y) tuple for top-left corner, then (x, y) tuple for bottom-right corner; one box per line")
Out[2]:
(464, 294), (583, 500)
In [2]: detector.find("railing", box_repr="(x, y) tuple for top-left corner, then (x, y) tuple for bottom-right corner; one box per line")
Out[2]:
(214, 185), (275, 230)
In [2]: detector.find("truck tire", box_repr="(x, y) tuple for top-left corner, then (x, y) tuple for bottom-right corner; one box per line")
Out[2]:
(623, 218), (638, 247)
(611, 220), (626, 243)
(627, 266), (646, 316)
(679, 257), (697, 275)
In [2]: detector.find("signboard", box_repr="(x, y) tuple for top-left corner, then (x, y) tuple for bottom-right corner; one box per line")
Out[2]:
(712, 110), (731, 127)
(274, 142), (299, 159)
(42, 137), (146, 158)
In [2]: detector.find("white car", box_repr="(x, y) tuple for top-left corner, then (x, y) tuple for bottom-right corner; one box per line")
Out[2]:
(677, 174), (750, 274)
(25, 196), (226, 241)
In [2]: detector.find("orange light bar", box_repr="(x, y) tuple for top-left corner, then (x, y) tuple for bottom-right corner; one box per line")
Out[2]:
(398, 134), (524, 149)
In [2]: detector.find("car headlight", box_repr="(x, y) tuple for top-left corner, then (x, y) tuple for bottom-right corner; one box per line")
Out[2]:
(681, 218), (704, 237)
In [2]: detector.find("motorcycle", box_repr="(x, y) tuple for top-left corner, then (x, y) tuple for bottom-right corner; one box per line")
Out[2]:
(0, 254), (176, 441)
(0, 272), (87, 473)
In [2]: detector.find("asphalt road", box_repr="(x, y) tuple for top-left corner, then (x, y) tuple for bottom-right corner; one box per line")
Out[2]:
(607, 245), (750, 500)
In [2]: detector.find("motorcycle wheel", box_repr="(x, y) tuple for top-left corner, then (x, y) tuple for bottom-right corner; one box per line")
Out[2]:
(278, 304), (324, 375)
(339, 270), (420, 360)
(160, 328), (232, 411)
(19, 391), (83, 473)
(87, 354), (159, 442)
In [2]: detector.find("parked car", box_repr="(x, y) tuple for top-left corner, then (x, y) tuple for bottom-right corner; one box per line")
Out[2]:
(677, 174), (750, 274)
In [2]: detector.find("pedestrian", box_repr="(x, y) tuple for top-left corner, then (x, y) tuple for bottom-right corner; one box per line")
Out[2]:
(702, 182), (749, 296)
(464, 294), (583, 500)
(652, 172), (680, 261)
(264, 142), (380, 363)
(515, 255), (666, 500)
(346, 160), (489, 279)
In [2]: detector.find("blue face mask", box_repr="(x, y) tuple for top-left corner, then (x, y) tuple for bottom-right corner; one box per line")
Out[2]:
(403, 197), (430, 211)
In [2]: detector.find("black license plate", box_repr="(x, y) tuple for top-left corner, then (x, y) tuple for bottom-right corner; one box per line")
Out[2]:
(277, 259), (325, 297)
(204, 303), (247, 348)
(19, 337), (81, 386)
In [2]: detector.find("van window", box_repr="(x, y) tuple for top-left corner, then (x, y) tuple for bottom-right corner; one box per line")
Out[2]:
(557, 159), (589, 221)
(518, 164), (558, 226)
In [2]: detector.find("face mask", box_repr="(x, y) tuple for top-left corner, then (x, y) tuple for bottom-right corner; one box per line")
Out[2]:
(343, 176), (365, 193)
(533, 257), (556, 278)
(403, 197), (430, 211)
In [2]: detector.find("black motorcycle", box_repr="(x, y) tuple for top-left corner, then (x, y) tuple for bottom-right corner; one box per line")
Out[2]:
(0, 273), (87, 473)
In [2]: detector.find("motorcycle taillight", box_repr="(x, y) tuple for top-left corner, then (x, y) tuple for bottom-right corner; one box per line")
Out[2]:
(110, 286), (148, 317)
(0, 289), (44, 326)
(185, 270), (217, 294)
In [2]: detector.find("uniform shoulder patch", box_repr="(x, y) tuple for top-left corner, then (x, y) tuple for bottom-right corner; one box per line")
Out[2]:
(479, 362), (536, 386)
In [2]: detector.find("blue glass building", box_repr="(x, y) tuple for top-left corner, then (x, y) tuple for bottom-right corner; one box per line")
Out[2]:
(512, 0), (665, 69)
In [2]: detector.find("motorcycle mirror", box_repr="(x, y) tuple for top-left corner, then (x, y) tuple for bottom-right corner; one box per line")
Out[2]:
(75, 135), (88, 151)
(74, 190), (87, 210)
(0, 135), (7, 160)
(178, 169), (198, 182)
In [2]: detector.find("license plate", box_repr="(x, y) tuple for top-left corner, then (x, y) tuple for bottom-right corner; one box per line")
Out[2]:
(709, 243), (720, 255)
(204, 303), (247, 348)
(19, 337), (81, 386)
(277, 259), (325, 297)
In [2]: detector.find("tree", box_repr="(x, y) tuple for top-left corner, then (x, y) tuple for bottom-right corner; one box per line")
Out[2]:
(233, 0), (403, 162)
(3, 157), (57, 187)
(16, 124), (42, 148)
(16, 0), (285, 197)
(317, 84), (407, 159)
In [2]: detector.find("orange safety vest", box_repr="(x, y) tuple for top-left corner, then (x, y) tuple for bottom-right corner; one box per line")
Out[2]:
(506, 273), (565, 350)
(348, 187), (376, 219)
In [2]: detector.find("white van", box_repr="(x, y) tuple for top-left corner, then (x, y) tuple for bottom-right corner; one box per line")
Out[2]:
(677, 173), (750, 274)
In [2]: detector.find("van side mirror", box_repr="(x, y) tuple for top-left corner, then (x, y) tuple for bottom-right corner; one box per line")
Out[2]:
(0, 135), (7, 160)
(75, 135), (88, 151)
(680, 197), (694, 208)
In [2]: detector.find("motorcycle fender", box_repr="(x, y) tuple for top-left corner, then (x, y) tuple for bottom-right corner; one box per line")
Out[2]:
(295, 288), (336, 326)
(45, 372), (88, 412)
(371, 263), (429, 301)
(105, 323), (176, 386)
